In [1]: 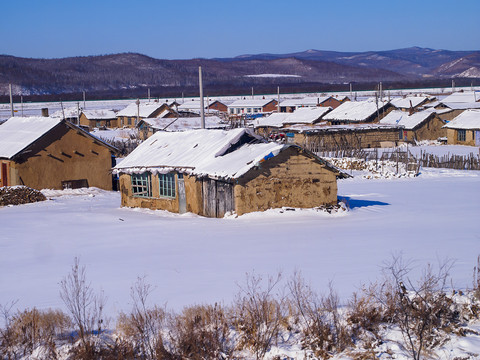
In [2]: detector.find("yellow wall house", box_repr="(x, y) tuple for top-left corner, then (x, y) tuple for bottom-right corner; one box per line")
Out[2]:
(443, 109), (480, 146)
(0, 116), (117, 190)
(113, 128), (348, 217)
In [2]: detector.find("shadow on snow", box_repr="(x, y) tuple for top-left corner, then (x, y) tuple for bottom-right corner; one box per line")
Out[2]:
(338, 196), (390, 209)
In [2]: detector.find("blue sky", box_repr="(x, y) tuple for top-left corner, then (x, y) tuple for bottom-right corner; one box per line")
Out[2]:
(2, 0), (479, 59)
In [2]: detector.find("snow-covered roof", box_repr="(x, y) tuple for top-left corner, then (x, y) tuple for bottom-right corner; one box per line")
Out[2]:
(323, 100), (390, 122)
(443, 109), (480, 130)
(140, 116), (226, 131)
(177, 100), (206, 111)
(283, 123), (400, 133)
(82, 109), (117, 120)
(279, 96), (330, 107)
(390, 96), (432, 109)
(440, 91), (480, 103)
(0, 116), (61, 159)
(438, 102), (480, 110)
(116, 102), (165, 117)
(114, 128), (292, 180)
(51, 107), (79, 119)
(380, 110), (435, 130)
(228, 99), (276, 108)
(254, 107), (331, 128)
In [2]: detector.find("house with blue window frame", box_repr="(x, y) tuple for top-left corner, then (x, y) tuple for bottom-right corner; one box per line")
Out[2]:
(113, 128), (347, 217)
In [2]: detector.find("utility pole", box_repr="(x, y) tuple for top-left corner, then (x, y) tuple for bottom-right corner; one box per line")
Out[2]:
(21, 95), (24, 117)
(148, 88), (151, 102)
(452, 80), (455, 93)
(277, 86), (280, 113)
(9, 84), (14, 117)
(199, 66), (205, 129)
(83, 91), (86, 109)
(77, 102), (80, 125)
(349, 82), (352, 99)
(251, 87), (254, 99)
(136, 98), (140, 126)
(206, 95), (210, 115)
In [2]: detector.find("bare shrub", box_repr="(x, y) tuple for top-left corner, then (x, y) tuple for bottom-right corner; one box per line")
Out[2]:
(383, 255), (459, 360)
(11, 308), (71, 358)
(233, 272), (287, 360)
(168, 303), (233, 359)
(0, 300), (18, 360)
(474, 255), (480, 300)
(59, 257), (107, 358)
(116, 276), (172, 360)
(288, 272), (351, 358)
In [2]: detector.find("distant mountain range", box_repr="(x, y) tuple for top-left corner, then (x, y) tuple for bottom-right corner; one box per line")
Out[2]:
(0, 47), (479, 98)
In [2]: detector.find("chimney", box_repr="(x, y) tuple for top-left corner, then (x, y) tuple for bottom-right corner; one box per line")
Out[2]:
(41, 108), (49, 117)
(408, 100), (414, 116)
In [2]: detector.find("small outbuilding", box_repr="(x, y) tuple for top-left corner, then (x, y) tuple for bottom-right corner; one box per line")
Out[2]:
(443, 109), (480, 146)
(114, 128), (346, 217)
(0, 117), (117, 190)
(79, 109), (118, 130)
(323, 100), (394, 125)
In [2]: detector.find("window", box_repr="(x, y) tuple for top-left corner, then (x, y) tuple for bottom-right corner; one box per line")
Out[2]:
(159, 173), (176, 198)
(131, 173), (151, 197)
(128, 118), (132, 125)
(457, 129), (466, 142)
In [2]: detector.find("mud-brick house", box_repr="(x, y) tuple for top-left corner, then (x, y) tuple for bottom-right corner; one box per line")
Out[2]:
(443, 109), (480, 146)
(380, 109), (446, 142)
(0, 117), (117, 190)
(282, 123), (402, 152)
(79, 109), (118, 130)
(323, 100), (394, 125)
(113, 128), (346, 217)
(116, 102), (175, 128)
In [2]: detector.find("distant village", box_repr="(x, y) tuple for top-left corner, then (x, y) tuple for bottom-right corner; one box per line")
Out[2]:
(1, 86), (479, 216)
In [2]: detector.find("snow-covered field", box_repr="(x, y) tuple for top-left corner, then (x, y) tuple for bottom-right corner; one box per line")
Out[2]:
(1, 168), (479, 319)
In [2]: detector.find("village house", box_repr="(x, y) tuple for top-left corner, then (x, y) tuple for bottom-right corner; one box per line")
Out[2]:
(433, 101), (480, 121)
(254, 107), (332, 138)
(390, 96), (436, 111)
(116, 102), (175, 128)
(281, 123), (402, 152)
(279, 95), (348, 112)
(443, 109), (480, 146)
(79, 109), (118, 130)
(137, 115), (226, 140)
(228, 99), (278, 116)
(208, 100), (231, 113)
(113, 128), (346, 217)
(322, 100), (394, 125)
(380, 109), (446, 142)
(0, 117), (117, 190)
(439, 91), (480, 104)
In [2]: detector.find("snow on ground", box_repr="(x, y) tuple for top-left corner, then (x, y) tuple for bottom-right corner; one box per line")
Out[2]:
(1, 168), (479, 320)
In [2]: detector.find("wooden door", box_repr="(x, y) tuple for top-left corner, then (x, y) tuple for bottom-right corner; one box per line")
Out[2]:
(1, 163), (7, 187)
(177, 175), (187, 214)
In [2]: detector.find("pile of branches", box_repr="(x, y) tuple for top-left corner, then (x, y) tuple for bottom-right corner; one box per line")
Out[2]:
(0, 186), (46, 206)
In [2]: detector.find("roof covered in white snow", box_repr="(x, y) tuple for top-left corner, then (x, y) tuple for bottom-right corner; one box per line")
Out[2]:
(114, 129), (289, 179)
(82, 109), (117, 120)
(279, 96), (331, 107)
(390, 96), (433, 109)
(116, 102), (166, 117)
(438, 102), (480, 110)
(140, 116), (226, 131)
(255, 107), (331, 128)
(380, 110), (436, 130)
(323, 100), (390, 122)
(443, 109), (480, 130)
(228, 99), (276, 108)
(440, 91), (480, 103)
(0, 117), (61, 158)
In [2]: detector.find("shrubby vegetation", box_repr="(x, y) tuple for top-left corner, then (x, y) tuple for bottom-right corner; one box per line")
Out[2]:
(1, 256), (480, 359)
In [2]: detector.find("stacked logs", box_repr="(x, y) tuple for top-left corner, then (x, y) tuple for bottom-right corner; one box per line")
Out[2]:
(0, 186), (47, 206)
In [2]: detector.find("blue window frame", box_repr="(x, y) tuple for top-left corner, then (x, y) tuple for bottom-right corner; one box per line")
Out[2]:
(131, 173), (151, 197)
(159, 173), (176, 198)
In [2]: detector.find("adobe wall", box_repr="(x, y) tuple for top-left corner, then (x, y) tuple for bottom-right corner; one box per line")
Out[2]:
(234, 147), (338, 216)
(119, 173), (202, 214)
(446, 128), (477, 146)
(11, 126), (113, 190)
(263, 101), (278, 113)
(411, 116), (446, 141)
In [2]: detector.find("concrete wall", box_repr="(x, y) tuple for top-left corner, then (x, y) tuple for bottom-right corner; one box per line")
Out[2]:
(9, 125), (113, 190)
(234, 147), (338, 216)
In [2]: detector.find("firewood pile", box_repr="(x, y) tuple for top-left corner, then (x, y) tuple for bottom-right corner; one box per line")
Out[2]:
(0, 186), (47, 206)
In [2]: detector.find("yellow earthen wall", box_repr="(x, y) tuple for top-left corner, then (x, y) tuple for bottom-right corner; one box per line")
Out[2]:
(233, 148), (338, 216)
(446, 128), (477, 146)
(10, 129), (113, 190)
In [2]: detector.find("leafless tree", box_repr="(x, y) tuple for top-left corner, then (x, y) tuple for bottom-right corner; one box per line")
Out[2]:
(59, 257), (106, 355)
(0, 300), (18, 360)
